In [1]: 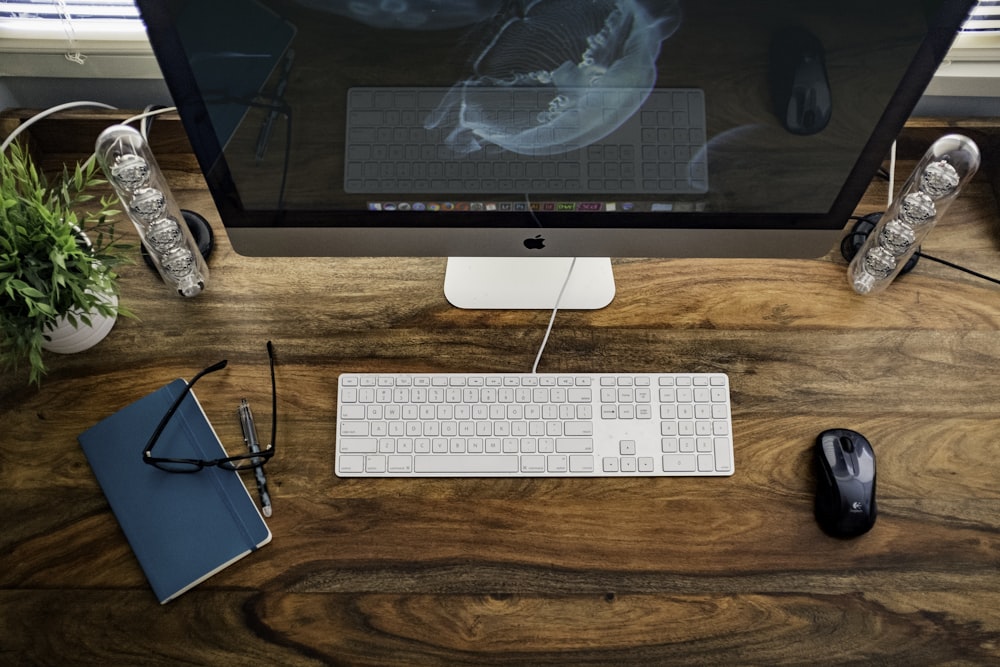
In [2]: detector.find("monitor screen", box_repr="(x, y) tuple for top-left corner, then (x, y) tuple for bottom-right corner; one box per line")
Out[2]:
(136, 0), (973, 307)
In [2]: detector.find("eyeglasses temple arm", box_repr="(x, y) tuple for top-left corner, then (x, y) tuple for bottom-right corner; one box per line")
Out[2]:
(267, 341), (277, 449)
(143, 359), (229, 458)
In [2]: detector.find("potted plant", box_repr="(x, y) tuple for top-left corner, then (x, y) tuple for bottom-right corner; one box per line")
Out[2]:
(1, 140), (132, 385)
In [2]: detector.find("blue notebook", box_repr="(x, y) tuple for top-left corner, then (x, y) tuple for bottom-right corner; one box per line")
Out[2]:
(79, 379), (272, 604)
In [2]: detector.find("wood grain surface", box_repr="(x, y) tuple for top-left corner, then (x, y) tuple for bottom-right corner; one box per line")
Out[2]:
(2, 111), (1000, 665)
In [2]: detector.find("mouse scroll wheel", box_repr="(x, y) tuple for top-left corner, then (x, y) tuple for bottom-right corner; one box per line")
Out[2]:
(840, 436), (855, 453)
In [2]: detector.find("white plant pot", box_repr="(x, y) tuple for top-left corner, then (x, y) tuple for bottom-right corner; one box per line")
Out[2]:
(41, 292), (119, 354)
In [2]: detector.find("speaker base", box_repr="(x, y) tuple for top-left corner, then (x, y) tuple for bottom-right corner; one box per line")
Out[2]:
(141, 210), (214, 275)
(840, 212), (920, 276)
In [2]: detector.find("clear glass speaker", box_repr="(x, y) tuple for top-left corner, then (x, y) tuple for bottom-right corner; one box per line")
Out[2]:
(95, 124), (210, 297)
(848, 134), (980, 295)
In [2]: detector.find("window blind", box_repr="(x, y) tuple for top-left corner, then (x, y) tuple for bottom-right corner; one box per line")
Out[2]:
(0, 1), (997, 85)
(963, 0), (1000, 31)
(3, 1), (996, 41)
(948, 0), (1000, 58)
(0, 0), (147, 60)
(0, 0), (140, 20)
(1, 1), (997, 51)
(920, 1), (1000, 98)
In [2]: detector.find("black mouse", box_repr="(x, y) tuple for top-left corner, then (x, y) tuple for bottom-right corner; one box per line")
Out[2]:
(814, 429), (877, 537)
(768, 27), (832, 135)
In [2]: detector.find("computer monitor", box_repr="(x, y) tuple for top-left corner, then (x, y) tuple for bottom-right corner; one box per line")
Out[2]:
(135, 0), (974, 308)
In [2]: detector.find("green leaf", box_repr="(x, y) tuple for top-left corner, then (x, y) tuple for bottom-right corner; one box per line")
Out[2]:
(73, 163), (84, 192)
(49, 248), (66, 270)
(33, 302), (57, 316)
(1, 138), (134, 385)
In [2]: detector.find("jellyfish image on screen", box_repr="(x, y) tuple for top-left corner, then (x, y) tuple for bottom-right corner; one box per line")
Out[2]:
(294, 0), (503, 30)
(425, 0), (681, 156)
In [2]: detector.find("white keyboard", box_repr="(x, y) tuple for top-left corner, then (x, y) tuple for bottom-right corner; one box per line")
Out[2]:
(336, 373), (734, 478)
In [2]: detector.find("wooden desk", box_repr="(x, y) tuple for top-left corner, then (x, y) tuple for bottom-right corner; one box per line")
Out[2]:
(2, 112), (1000, 665)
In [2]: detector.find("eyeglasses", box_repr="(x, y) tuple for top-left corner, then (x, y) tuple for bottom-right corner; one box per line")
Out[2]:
(143, 341), (277, 473)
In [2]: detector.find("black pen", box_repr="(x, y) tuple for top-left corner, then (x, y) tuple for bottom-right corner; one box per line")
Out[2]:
(238, 398), (273, 517)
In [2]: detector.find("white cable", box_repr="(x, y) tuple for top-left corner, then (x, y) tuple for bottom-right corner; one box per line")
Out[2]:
(887, 140), (897, 207)
(132, 106), (177, 141)
(3, 103), (179, 172)
(140, 105), (155, 139)
(0, 101), (116, 154)
(531, 257), (578, 374)
(85, 106), (178, 170)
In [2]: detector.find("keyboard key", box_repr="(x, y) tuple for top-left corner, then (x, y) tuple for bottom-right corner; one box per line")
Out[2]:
(556, 438), (594, 453)
(388, 456), (413, 473)
(340, 423), (369, 437)
(663, 454), (697, 472)
(414, 455), (519, 473)
(339, 455), (365, 473)
(547, 455), (568, 472)
(715, 438), (733, 472)
(564, 422), (594, 436)
(521, 456), (546, 473)
(340, 438), (378, 453)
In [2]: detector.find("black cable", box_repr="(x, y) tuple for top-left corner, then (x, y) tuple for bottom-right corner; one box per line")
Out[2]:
(914, 251), (1000, 286)
(843, 214), (1000, 287)
(860, 147), (998, 287)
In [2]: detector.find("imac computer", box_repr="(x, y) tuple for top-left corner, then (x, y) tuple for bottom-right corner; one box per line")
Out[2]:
(136, 0), (974, 309)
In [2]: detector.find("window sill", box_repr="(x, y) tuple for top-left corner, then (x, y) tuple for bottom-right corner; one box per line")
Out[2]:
(0, 51), (161, 78)
(927, 61), (1000, 97)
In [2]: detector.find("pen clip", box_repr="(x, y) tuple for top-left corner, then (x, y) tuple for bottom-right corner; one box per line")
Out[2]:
(239, 399), (258, 448)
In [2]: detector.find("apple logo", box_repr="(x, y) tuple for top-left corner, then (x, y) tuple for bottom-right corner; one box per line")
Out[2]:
(523, 234), (546, 250)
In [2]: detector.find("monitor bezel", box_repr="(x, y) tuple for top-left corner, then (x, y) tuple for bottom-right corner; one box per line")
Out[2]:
(136, 0), (975, 258)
